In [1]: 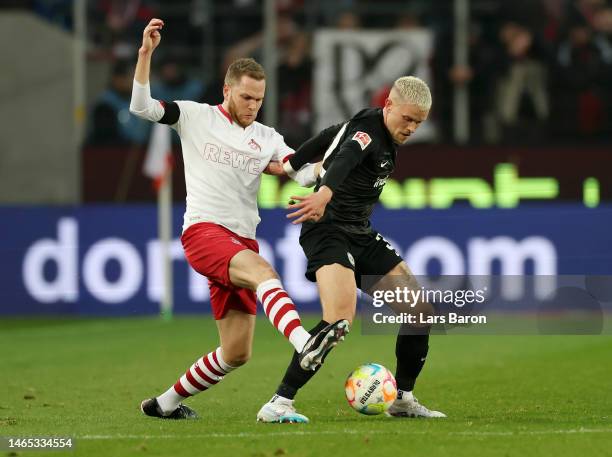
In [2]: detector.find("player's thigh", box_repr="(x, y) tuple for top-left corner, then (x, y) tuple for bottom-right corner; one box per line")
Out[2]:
(228, 249), (277, 290)
(356, 233), (433, 318)
(315, 263), (357, 324)
(216, 309), (256, 366)
(376, 261), (421, 294)
(182, 222), (268, 290)
(355, 231), (404, 291)
(299, 223), (355, 282)
(376, 261), (434, 320)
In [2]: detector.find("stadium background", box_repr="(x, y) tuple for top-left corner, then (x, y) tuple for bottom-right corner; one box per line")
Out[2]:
(1, 1), (611, 456)
(2, 0), (611, 315)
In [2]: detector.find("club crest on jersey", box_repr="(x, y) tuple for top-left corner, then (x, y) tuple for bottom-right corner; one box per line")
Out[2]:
(352, 131), (372, 150)
(248, 139), (261, 152)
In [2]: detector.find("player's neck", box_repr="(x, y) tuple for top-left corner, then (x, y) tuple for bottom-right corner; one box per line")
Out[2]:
(220, 102), (233, 121)
(382, 107), (396, 144)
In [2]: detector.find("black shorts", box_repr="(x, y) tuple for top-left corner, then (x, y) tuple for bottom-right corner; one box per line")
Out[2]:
(299, 223), (403, 286)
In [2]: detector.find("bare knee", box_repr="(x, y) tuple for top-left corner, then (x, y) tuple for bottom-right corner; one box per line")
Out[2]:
(229, 251), (279, 290)
(242, 268), (278, 291)
(253, 263), (278, 285)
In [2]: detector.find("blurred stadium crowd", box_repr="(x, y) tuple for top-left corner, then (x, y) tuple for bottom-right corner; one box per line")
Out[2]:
(5, 0), (612, 147)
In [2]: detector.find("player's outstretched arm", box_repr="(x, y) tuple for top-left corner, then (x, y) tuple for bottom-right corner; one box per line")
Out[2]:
(130, 18), (180, 125)
(266, 126), (332, 184)
(286, 132), (372, 223)
(135, 18), (164, 85)
(265, 160), (321, 187)
(284, 123), (344, 176)
(289, 162), (321, 187)
(318, 138), (366, 191)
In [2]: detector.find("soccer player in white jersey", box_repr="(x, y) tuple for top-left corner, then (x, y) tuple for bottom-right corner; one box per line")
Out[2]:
(130, 18), (348, 419)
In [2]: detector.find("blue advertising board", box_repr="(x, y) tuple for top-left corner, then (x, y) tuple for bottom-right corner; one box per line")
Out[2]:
(1, 205), (611, 315)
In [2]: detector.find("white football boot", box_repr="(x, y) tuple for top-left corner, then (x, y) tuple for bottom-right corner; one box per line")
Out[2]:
(256, 395), (309, 423)
(386, 391), (447, 418)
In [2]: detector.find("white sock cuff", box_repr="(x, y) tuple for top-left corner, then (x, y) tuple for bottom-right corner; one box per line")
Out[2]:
(216, 347), (237, 372)
(256, 278), (283, 301)
(271, 393), (293, 404)
(288, 326), (311, 352)
(398, 389), (414, 400)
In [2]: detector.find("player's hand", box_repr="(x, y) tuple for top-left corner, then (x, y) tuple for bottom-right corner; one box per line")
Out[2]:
(140, 18), (164, 53)
(263, 161), (286, 176)
(287, 186), (333, 224)
(314, 161), (323, 178)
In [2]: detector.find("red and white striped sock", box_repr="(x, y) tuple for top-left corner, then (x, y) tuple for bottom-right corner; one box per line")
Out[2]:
(156, 347), (236, 415)
(256, 278), (311, 352)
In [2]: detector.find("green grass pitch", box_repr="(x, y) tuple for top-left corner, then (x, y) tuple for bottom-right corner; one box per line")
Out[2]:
(1, 316), (611, 457)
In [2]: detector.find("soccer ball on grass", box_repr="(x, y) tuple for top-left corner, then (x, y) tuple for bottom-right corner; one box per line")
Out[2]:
(344, 363), (397, 415)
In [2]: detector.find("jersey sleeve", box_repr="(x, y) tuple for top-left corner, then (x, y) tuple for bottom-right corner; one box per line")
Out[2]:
(270, 131), (295, 163)
(130, 80), (201, 136)
(319, 126), (375, 192)
(287, 123), (344, 171)
(170, 100), (202, 135)
(129, 79), (166, 122)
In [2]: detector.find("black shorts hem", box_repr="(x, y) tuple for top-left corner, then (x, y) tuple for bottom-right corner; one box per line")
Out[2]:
(304, 258), (355, 282)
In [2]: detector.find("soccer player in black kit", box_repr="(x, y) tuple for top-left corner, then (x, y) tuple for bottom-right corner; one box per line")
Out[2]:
(257, 76), (446, 423)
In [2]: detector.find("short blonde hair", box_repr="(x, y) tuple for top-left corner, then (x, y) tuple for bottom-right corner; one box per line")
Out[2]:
(390, 76), (432, 111)
(224, 58), (265, 86)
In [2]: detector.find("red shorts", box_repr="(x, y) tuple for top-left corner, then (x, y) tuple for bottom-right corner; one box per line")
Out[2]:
(181, 222), (259, 320)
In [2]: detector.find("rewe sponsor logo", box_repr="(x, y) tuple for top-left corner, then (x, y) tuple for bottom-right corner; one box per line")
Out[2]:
(202, 142), (262, 175)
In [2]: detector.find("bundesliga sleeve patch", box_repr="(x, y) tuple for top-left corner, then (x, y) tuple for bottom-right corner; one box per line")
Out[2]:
(352, 131), (372, 150)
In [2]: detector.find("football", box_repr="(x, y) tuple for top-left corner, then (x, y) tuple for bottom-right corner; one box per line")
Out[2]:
(344, 363), (397, 415)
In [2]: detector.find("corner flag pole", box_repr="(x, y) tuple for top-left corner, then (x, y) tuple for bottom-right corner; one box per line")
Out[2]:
(157, 158), (174, 321)
(159, 166), (174, 321)
(144, 123), (174, 320)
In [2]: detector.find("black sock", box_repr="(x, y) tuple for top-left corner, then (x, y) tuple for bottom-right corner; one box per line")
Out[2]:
(394, 333), (429, 392)
(275, 320), (330, 400)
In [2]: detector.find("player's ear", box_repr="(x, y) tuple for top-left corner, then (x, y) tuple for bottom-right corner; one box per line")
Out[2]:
(223, 83), (231, 100)
(384, 97), (392, 111)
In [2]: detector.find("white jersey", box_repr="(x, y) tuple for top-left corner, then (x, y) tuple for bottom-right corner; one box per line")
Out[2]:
(170, 101), (293, 239)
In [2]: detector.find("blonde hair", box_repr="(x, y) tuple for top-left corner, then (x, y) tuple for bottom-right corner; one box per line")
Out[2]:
(224, 58), (265, 86)
(390, 76), (432, 111)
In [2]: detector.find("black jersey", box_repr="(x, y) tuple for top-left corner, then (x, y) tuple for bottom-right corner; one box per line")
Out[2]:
(289, 108), (397, 234)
